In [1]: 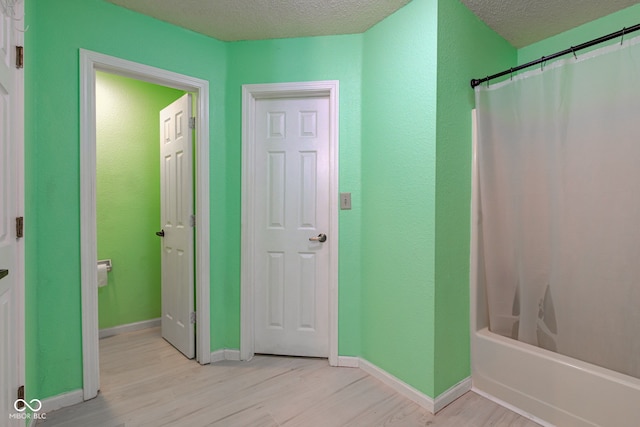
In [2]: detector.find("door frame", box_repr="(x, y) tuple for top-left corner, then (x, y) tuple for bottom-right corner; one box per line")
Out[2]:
(240, 81), (339, 366)
(2, 1), (25, 420)
(79, 50), (211, 400)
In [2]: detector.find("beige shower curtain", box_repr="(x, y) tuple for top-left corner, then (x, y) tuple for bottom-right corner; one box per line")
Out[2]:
(476, 36), (640, 380)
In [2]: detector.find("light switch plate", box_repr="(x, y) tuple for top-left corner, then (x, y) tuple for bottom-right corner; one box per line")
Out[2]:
(340, 192), (352, 210)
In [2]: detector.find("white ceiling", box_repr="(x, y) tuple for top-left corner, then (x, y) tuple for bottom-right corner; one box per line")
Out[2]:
(106, 0), (639, 47)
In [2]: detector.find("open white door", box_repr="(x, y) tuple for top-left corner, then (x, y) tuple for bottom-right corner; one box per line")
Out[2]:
(159, 94), (195, 359)
(0, 3), (24, 425)
(253, 96), (330, 357)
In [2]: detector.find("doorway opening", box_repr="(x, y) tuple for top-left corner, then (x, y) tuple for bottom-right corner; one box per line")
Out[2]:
(80, 50), (211, 400)
(95, 72), (194, 357)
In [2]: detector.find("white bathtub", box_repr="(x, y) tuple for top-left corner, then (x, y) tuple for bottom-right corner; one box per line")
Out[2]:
(470, 111), (640, 427)
(471, 327), (640, 426)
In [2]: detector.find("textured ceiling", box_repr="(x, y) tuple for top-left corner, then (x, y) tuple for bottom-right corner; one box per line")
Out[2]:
(460, 0), (640, 48)
(106, 0), (639, 46)
(106, 0), (412, 42)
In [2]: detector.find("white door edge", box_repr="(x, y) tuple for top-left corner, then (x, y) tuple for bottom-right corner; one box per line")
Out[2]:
(79, 49), (211, 401)
(160, 93), (195, 359)
(240, 81), (339, 366)
(15, 17), (25, 415)
(7, 1), (26, 414)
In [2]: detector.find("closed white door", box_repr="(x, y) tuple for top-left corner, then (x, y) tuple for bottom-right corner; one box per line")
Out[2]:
(159, 94), (195, 359)
(0, 4), (23, 425)
(254, 96), (330, 357)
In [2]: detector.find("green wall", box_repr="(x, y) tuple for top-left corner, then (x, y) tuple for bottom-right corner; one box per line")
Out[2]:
(33, 0), (618, 407)
(434, 1), (515, 395)
(25, 0), (226, 401)
(360, 0), (438, 395)
(225, 35), (364, 354)
(358, 0), (516, 398)
(26, 0), (512, 404)
(96, 71), (184, 329)
(518, 4), (640, 64)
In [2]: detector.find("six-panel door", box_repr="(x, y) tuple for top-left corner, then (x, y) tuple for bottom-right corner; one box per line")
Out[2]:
(254, 96), (330, 357)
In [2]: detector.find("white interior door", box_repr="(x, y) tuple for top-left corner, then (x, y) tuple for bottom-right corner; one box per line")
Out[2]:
(254, 96), (330, 357)
(159, 94), (195, 359)
(0, 4), (23, 425)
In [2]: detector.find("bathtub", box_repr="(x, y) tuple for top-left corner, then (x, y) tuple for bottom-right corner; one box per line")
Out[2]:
(470, 111), (640, 427)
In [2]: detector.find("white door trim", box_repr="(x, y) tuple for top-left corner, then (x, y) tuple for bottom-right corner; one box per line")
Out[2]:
(240, 81), (339, 366)
(4, 1), (25, 417)
(79, 49), (211, 400)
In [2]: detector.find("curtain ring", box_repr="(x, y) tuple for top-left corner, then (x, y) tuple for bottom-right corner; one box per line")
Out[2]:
(485, 76), (489, 88)
(540, 56), (545, 71)
(570, 46), (577, 60)
(621, 27), (626, 45)
(510, 67), (513, 80)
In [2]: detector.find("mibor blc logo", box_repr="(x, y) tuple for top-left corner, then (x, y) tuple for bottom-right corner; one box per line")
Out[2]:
(9, 398), (46, 421)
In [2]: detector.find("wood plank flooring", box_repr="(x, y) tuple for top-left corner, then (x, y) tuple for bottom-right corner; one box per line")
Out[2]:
(37, 327), (540, 426)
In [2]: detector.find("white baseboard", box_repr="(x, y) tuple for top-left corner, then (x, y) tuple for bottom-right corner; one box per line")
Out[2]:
(211, 349), (241, 362)
(434, 377), (472, 413)
(358, 358), (471, 414)
(40, 389), (84, 414)
(99, 318), (161, 339)
(337, 356), (359, 368)
(212, 351), (463, 413)
(224, 349), (241, 361)
(471, 387), (554, 427)
(210, 349), (225, 362)
(24, 389), (83, 426)
(359, 358), (435, 412)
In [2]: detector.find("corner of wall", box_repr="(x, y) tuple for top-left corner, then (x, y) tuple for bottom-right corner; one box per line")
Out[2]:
(360, 0), (438, 397)
(432, 0), (515, 396)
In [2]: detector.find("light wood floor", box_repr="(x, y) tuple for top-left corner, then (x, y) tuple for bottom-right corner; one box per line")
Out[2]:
(37, 327), (540, 426)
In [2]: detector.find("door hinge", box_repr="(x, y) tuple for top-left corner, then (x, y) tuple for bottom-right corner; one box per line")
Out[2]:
(16, 217), (24, 239)
(16, 385), (25, 409)
(190, 311), (197, 324)
(16, 46), (23, 69)
(189, 117), (196, 129)
(190, 214), (196, 227)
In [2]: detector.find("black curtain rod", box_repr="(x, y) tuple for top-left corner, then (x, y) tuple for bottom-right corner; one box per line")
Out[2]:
(470, 23), (640, 88)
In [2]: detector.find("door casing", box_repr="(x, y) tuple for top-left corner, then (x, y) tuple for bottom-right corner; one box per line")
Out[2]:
(80, 50), (211, 400)
(240, 81), (339, 365)
(0, 3), (24, 424)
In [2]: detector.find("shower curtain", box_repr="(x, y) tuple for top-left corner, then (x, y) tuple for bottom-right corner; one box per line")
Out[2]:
(476, 36), (640, 380)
